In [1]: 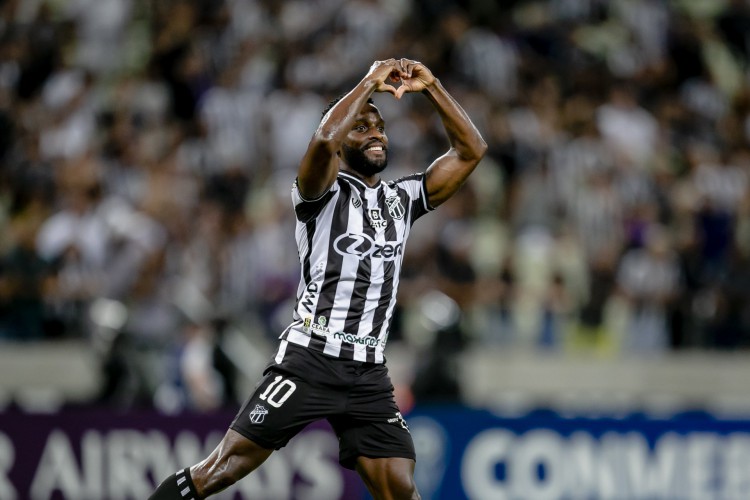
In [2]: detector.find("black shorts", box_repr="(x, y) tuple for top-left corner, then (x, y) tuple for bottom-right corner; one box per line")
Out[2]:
(230, 341), (415, 470)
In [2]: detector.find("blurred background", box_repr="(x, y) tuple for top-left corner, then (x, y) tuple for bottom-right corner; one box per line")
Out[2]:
(2, 0), (750, 498)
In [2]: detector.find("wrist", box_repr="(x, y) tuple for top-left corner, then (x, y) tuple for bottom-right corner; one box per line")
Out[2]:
(421, 78), (443, 97)
(361, 77), (380, 92)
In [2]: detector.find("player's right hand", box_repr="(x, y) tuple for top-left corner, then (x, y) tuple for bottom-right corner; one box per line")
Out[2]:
(365, 59), (407, 97)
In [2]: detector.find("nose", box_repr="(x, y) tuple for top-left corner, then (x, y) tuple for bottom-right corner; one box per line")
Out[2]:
(369, 127), (385, 142)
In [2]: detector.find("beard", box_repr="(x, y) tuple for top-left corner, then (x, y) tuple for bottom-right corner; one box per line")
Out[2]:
(341, 143), (388, 177)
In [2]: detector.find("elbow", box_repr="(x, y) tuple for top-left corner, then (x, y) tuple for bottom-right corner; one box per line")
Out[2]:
(476, 137), (488, 160)
(310, 130), (341, 156)
(465, 137), (488, 164)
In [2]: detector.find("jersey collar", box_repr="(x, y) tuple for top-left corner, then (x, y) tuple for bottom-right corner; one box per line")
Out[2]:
(339, 170), (383, 190)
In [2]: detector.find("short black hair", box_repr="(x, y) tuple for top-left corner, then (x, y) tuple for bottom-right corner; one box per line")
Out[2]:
(321, 95), (375, 120)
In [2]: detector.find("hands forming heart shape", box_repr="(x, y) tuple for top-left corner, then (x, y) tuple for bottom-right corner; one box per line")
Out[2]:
(371, 58), (435, 99)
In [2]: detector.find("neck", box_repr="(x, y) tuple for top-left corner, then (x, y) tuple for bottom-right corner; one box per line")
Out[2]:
(340, 164), (380, 187)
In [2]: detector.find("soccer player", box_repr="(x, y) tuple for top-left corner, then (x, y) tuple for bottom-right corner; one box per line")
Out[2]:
(150, 57), (487, 500)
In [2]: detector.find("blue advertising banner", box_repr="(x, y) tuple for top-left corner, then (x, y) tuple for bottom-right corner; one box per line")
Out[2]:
(408, 407), (750, 500)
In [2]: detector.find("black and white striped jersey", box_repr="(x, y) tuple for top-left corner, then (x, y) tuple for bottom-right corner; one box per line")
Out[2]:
(280, 170), (432, 363)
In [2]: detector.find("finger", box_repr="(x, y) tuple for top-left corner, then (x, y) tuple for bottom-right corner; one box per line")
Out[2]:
(378, 84), (398, 96)
(391, 59), (407, 77)
(395, 84), (411, 99)
(400, 58), (416, 77)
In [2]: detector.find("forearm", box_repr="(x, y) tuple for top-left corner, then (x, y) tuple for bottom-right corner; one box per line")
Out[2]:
(316, 79), (378, 146)
(422, 80), (486, 162)
(298, 79), (377, 198)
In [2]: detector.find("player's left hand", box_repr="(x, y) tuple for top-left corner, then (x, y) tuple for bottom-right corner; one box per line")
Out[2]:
(392, 58), (435, 99)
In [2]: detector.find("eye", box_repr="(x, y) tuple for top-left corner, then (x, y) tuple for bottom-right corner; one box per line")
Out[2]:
(378, 126), (385, 133)
(355, 125), (367, 133)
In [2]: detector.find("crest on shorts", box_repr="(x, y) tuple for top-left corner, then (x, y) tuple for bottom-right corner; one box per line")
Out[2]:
(248, 404), (268, 424)
(386, 196), (405, 220)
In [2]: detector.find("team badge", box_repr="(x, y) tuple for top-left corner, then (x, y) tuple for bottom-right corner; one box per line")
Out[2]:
(248, 404), (268, 424)
(386, 196), (405, 220)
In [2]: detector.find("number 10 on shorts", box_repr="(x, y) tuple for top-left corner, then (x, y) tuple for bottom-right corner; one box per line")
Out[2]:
(259, 375), (297, 408)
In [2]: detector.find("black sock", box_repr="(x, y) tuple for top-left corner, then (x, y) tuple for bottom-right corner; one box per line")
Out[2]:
(149, 468), (200, 500)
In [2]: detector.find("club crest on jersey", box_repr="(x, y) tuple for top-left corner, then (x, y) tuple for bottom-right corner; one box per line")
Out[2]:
(248, 404), (268, 424)
(368, 208), (388, 230)
(386, 196), (405, 220)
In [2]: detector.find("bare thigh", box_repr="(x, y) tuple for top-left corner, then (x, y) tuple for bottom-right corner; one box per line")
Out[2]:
(355, 456), (420, 500)
(190, 428), (273, 498)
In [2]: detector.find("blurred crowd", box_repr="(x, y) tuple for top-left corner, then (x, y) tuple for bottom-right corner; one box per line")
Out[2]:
(2, 0), (750, 410)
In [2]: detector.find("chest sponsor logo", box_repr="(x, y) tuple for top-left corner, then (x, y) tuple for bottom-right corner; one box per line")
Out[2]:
(386, 196), (405, 220)
(367, 208), (388, 230)
(333, 233), (403, 261)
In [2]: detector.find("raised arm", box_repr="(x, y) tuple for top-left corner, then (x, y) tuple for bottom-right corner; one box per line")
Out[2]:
(394, 59), (488, 208)
(297, 60), (404, 199)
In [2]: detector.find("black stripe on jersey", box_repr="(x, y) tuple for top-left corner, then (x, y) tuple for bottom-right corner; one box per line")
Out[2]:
(294, 187), (336, 223)
(341, 180), (376, 360)
(313, 179), (352, 343)
(365, 184), (401, 362)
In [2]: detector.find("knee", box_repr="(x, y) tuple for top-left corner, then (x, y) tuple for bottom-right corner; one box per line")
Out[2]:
(357, 457), (420, 500)
(390, 474), (420, 500)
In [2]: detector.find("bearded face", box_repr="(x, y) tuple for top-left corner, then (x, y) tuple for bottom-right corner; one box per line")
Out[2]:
(341, 142), (388, 177)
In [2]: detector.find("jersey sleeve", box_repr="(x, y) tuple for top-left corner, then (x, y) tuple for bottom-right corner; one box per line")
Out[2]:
(291, 179), (339, 223)
(389, 172), (434, 224)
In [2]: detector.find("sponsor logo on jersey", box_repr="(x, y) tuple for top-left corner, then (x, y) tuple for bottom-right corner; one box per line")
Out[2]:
(301, 282), (318, 313)
(248, 404), (268, 424)
(386, 196), (405, 220)
(333, 332), (380, 347)
(367, 208), (388, 230)
(311, 262), (325, 281)
(302, 316), (330, 336)
(333, 233), (403, 261)
(387, 411), (409, 431)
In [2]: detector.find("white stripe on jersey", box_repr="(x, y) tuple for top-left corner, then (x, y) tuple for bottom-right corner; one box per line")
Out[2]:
(275, 339), (289, 364)
(351, 187), (387, 362)
(283, 171), (432, 363)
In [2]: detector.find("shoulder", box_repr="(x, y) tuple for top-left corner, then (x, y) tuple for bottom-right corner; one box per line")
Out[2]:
(387, 172), (424, 188)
